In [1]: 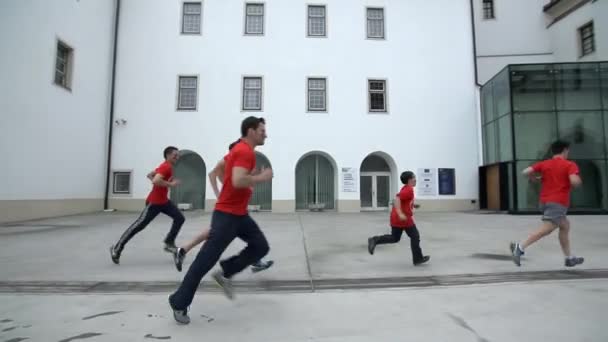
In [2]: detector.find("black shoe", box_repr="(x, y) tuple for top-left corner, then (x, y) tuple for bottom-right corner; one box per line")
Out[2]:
(164, 242), (178, 254)
(110, 245), (121, 265)
(414, 255), (430, 266)
(565, 256), (584, 267)
(368, 237), (377, 255)
(173, 248), (186, 272)
(251, 260), (274, 273)
(168, 295), (190, 324)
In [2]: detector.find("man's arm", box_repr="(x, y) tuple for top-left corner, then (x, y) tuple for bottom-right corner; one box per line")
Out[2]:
(208, 159), (225, 198)
(152, 173), (178, 188)
(232, 167), (272, 188)
(146, 171), (155, 181)
(522, 166), (540, 182)
(393, 196), (406, 221)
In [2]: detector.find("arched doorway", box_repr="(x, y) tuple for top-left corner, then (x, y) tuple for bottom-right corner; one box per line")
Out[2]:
(295, 152), (336, 210)
(250, 152), (272, 211)
(170, 150), (206, 210)
(359, 153), (396, 211)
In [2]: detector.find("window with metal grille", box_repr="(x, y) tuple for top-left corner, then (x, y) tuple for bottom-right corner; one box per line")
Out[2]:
(113, 171), (131, 194)
(182, 2), (202, 34)
(177, 76), (198, 110)
(243, 77), (263, 110)
(579, 22), (595, 57)
(366, 8), (384, 39)
(368, 80), (387, 112)
(482, 0), (494, 19)
(308, 5), (326, 37)
(307, 78), (327, 112)
(245, 3), (264, 35)
(54, 41), (73, 89)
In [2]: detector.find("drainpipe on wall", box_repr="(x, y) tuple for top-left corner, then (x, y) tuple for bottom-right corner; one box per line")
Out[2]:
(469, 0), (482, 87)
(104, 0), (121, 210)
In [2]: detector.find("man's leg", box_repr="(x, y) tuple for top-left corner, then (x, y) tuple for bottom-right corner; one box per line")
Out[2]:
(110, 204), (161, 263)
(219, 215), (270, 279)
(183, 228), (210, 253)
(511, 218), (557, 267)
(559, 217), (584, 267)
(169, 211), (237, 311)
(368, 228), (403, 255)
(173, 227), (210, 272)
(405, 225), (429, 265)
(159, 201), (186, 251)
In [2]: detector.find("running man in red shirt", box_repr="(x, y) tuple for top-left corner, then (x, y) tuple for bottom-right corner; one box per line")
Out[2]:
(170, 140), (273, 273)
(367, 171), (430, 266)
(168, 116), (272, 324)
(511, 140), (584, 267)
(110, 146), (185, 264)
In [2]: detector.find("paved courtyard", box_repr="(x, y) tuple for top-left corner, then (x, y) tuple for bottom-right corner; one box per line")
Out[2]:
(1, 211), (607, 341)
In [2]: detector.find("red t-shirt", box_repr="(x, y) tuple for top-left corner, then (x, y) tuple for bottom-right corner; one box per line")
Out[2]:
(146, 161), (172, 205)
(531, 157), (579, 207)
(215, 140), (256, 215)
(390, 185), (415, 228)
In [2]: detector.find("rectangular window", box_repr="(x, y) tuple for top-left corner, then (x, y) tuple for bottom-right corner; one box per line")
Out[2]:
(54, 40), (73, 89)
(177, 76), (198, 110)
(307, 77), (327, 111)
(482, 0), (494, 19)
(366, 8), (384, 39)
(245, 3), (264, 35)
(113, 171), (131, 194)
(243, 76), (263, 111)
(308, 5), (326, 37)
(368, 79), (387, 112)
(182, 2), (202, 34)
(579, 22), (595, 57)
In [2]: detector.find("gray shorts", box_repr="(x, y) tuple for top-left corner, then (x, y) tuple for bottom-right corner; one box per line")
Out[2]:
(540, 202), (568, 225)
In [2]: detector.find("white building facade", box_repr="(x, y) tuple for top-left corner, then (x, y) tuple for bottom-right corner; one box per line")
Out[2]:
(107, 0), (480, 214)
(473, 0), (607, 84)
(2, 0), (604, 222)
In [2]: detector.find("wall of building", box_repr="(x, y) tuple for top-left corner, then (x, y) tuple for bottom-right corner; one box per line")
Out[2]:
(0, 0), (116, 222)
(109, 0), (480, 212)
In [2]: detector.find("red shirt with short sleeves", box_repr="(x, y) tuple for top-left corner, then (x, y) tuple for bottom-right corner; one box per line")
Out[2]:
(531, 156), (580, 207)
(146, 161), (173, 205)
(215, 140), (256, 215)
(390, 185), (415, 228)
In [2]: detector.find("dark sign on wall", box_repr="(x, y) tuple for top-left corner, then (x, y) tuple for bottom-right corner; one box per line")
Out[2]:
(438, 168), (455, 195)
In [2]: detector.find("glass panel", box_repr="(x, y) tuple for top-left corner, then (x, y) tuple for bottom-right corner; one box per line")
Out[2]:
(361, 155), (390, 172)
(179, 88), (197, 108)
(494, 69), (511, 116)
(514, 112), (557, 160)
(601, 63), (608, 110)
(555, 63), (601, 111)
(485, 122), (497, 164)
(246, 15), (263, 34)
(170, 153), (206, 210)
(516, 161), (542, 211)
(481, 82), (494, 124)
(605, 111), (608, 160)
(317, 155), (335, 209)
(557, 111), (605, 159)
(511, 64), (555, 112)
(295, 155), (316, 210)
(570, 160), (605, 210)
(377, 175), (390, 208)
(498, 114), (513, 162)
(370, 93), (385, 111)
(360, 176), (372, 208)
(251, 153), (272, 210)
